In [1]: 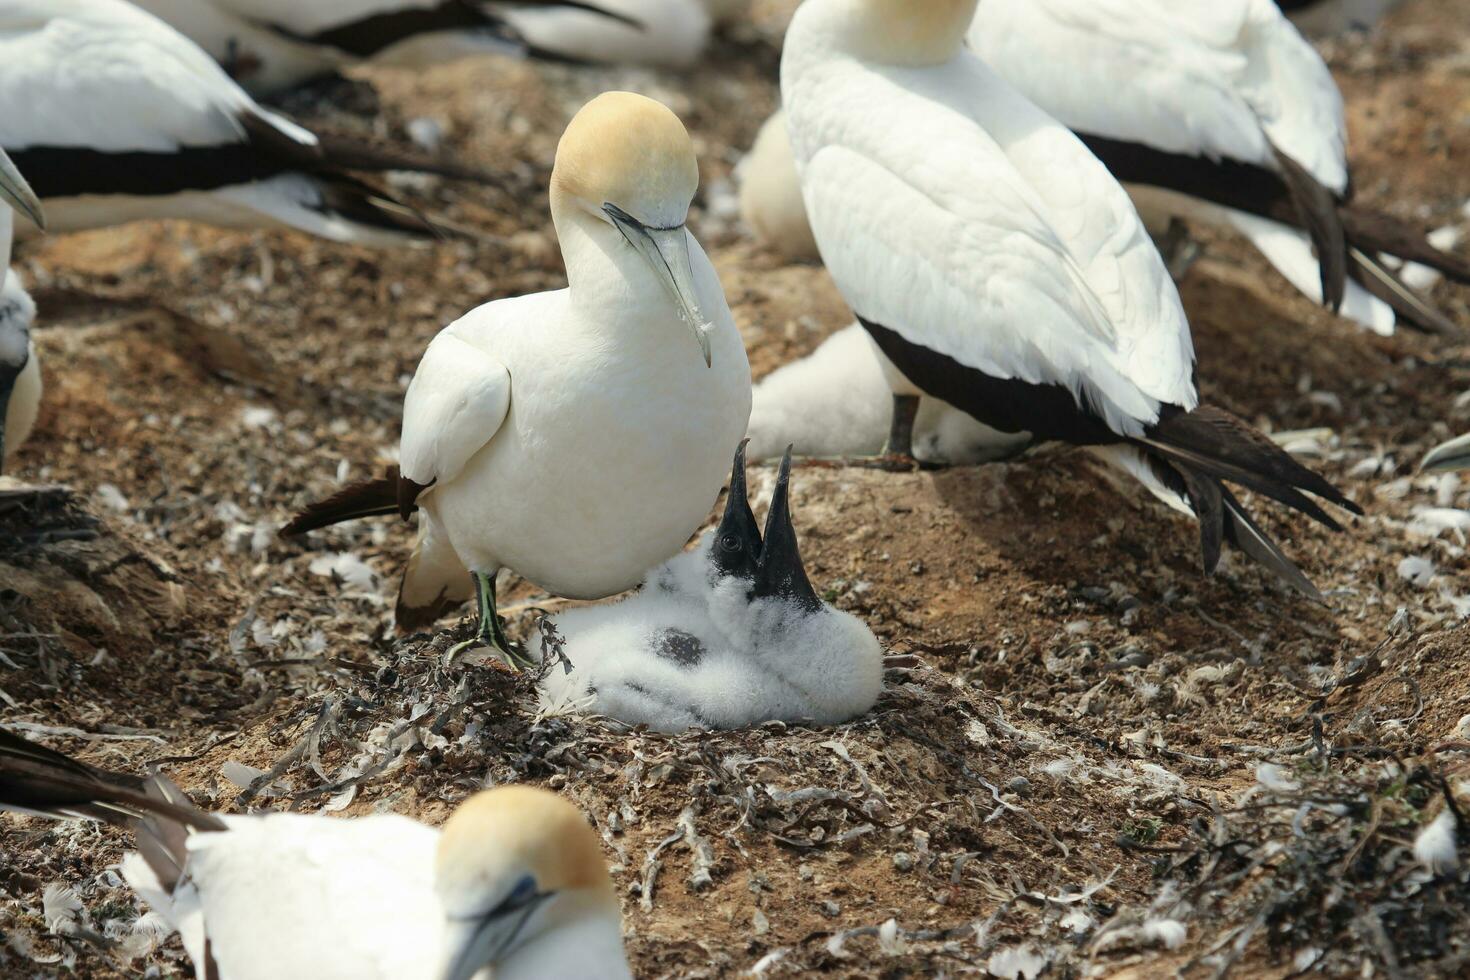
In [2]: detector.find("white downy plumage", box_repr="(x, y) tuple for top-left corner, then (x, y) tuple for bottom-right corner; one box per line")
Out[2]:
(537, 446), (883, 732)
(285, 92), (751, 664)
(0, 150), (44, 475)
(0, 0), (444, 244)
(746, 323), (1026, 465)
(780, 0), (1358, 596)
(0, 737), (631, 980)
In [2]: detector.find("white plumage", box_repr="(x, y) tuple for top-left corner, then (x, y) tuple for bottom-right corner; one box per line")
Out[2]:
(780, 0), (1358, 596)
(484, 0), (714, 68)
(286, 92), (751, 663)
(537, 447), (883, 732)
(0, 0), (445, 244)
(0, 149), (43, 474)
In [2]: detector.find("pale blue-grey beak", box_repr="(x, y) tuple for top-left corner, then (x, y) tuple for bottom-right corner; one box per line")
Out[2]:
(440, 890), (554, 980)
(604, 203), (711, 367)
(0, 150), (44, 232)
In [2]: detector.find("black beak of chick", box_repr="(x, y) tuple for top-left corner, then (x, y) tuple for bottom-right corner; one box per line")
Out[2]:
(753, 447), (822, 612)
(711, 439), (763, 581)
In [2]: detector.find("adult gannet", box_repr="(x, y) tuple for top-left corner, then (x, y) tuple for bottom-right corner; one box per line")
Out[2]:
(738, 109), (819, 264)
(782, 0), (1361, 596)
(0, 730), (631, 980)
(0, 151), (45, 475)
(130, 0), (646, 96)
(538, 445), (884, 731)
(0, 0), (481, 243)
(283, 92), (752, 665)
(481, 0), (713, 68)
(969, 0), (1469, 336)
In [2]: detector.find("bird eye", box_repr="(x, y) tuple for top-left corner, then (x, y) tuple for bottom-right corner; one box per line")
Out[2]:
(720, 534), (741, 552)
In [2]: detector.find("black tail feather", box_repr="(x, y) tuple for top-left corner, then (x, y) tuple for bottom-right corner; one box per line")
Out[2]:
(1273, 145), (1348, 313)
(1343, 206), (1470, 285)
(0, 729), (222, 832)
(1221, 486), (1323, 602)
(281, 468), (402, 537)
(1350, 247), (1465, 337)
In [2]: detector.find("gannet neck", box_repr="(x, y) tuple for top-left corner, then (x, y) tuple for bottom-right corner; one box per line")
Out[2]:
(823, 0), (978, 66)
(496, 890), (629, 980)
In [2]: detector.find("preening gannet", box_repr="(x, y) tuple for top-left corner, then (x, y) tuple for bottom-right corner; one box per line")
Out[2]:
(481, 0), (714, 68)
(0, 150), (44, 475)
(781, 0), (1361, 597)
(0, 0), (481, 244)
(969, 0), (1469, 336)
(538, 444), (883, 731)
(283, 91), (752, 666)
(746, 323), (1025, 465)
(131, 0), (646, 96)
(0, 730), (631, 980)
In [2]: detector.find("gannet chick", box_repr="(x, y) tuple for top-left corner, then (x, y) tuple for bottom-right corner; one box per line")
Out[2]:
(0, 729), (631, 980)
(0, 0), (484, 243)
(738, 110), (819, 263)
(781, 0), (1361, 597)
(1422, 433), (1470, 475)
(0, 150), (44, 476)
(131, 0), (645, 95)
(537, 445), (883, 732)
(284, 92), (752, 667)
(747, 324), (1026, 465)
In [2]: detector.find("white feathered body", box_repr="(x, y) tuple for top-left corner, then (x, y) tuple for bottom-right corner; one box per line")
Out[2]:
(537, 535), (883, 731)
(485, 0), (712, 67)
(782, 2), (1197, 440)
(1, 269), (40, 464)
(408, 220), (750, 600)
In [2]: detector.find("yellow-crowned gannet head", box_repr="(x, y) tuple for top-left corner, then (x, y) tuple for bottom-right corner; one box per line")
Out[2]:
(435, 786), (620, 980)
(551, 91), (711, 366)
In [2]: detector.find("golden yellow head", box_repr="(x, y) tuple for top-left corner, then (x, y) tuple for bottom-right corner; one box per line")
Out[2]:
(844, 0), (977, 66)
(551, 91), (699, 230)
(435, 785), (613, 908)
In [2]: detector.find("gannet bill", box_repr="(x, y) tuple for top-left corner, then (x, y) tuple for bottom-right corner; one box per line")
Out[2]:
(969, 0), (1469, 336)
(1422, 434), (1470, 475)
(538, 445), (883, 732)
(0, 150), (44, 476)
(283, 91), (752, 666)
(0, 730), (631, 980)
(131, 0), (645, 96)
(0, 0), (486, 244)
(746, 324), (1025, 465)
(782, 0), (1362, 597)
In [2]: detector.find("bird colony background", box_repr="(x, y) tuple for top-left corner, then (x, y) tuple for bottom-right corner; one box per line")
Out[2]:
(3, 1), (1470, 976)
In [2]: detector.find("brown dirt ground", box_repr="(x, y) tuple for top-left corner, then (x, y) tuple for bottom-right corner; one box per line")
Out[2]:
(3, 1), (1470, 977)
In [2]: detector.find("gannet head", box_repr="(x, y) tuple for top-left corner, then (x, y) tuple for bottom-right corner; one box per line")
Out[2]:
(551, 91), (713, 367)
(840, 0), (977, 66)
(435, 785), (622, 980)
(710, 439), (763, 583)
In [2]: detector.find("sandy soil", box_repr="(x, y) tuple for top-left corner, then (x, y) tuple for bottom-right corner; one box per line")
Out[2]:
(2, 1), (1470, 977)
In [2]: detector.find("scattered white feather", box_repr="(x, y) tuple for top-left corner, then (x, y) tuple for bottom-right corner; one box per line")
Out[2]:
(1141, 919), (1188, 950)
(1408, 507), (1470, 543)
(240, 406), (278, 430)
(41, 883), (83, 936)
(1255, 763), (1300, 793)
(877, 918), (906, 956)
(1059, 908), (1095, 935)
(1397, 556), (1437, 588)
(308, 552), (379, 593)
(986, 944), (1049, 980)
(1414, 809), (1459, 874)
(95, 484), (130, 512)
(405, 117), (444, 153)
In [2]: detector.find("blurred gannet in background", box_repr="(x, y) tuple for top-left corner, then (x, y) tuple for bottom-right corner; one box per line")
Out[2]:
(0, 0), (487, 244)
(538, 445), (883, 732)
(482, 0), (713, 68)
(970, 0), (1469, 335)
(742, 1), (1468, 334)
(1422, 434), (1470, 475)
(131, 0), (647, 96)
(0, 150), (45, 475)
(1277, 0), (1402, 35)
(738, 110), (818, 264)
(284, 92), (752, 666)
(746, 324), (1026, 465)
(700, 0), (750, 28)
(0, 730), (631, 980)
(781, 0), (1361, 597)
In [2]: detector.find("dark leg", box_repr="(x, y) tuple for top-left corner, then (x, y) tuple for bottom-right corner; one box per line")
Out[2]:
(445, 571), (536, 671)
(883, 393), (921, 459)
